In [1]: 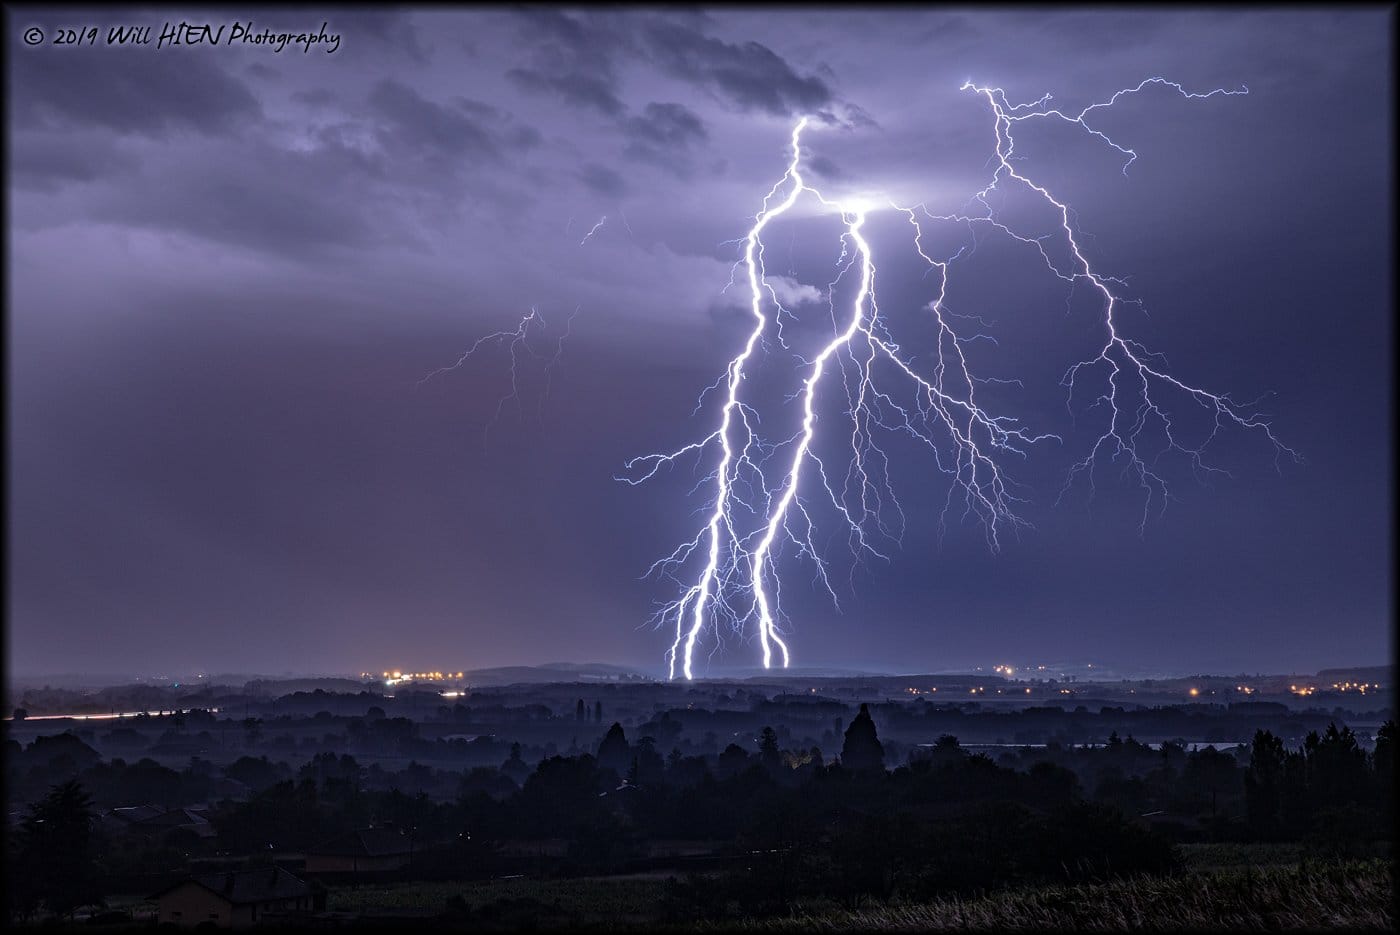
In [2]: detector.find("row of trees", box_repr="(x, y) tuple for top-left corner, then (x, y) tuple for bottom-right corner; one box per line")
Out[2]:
(1244, 723), (1393, 842)
(5, 714), (1392, 922)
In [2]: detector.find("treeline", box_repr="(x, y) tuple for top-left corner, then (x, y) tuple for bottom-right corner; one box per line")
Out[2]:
(864, 699), (1379, 746)
(4, 708), (1394, 922)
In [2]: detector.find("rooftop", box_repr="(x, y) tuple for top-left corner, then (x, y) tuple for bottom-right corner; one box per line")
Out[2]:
(150, 867), (309, 905)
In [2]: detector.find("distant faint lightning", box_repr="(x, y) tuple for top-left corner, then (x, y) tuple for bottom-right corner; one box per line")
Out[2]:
(580, 215), (609, 246)
(420, 306), (575, 439)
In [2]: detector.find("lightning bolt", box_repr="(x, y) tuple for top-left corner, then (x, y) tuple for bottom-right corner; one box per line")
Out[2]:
(951, 78), (1299, 528)
(580, 215), (609, 246)
(624, 79), (1299, 680)
(420, 306), (575, 440)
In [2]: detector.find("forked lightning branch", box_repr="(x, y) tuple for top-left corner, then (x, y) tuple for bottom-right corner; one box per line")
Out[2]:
(622, 79), (1298, 680)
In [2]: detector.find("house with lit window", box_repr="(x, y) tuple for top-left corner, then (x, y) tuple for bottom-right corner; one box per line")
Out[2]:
(149, 867), (313, 928)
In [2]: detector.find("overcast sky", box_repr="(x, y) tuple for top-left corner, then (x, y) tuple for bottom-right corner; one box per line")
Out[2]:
(7, 7), (1392, 678)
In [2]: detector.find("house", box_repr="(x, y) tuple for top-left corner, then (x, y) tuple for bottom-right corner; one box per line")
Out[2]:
(135, 807), (217, 839)
(101, 805), (217, 840)
(149, 867), (313, 928)
(304, 827), (414, 874)
(102, 804), (165, 831)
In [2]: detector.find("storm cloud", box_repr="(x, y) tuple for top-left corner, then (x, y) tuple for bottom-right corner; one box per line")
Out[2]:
(7, 8), (1390, 678)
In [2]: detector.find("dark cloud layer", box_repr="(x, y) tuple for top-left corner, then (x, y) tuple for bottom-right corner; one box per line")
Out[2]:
(640, 20), (833, 116)
(506, 68), (627, 117)
(622, 102), (709, 175)
(368, 79), (506, 159)
(13, 44), (261, 136)
(10, 130), (140, 191)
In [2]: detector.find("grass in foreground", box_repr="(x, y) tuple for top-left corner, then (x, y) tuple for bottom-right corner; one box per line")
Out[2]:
(716, 861), (1393, 932)
(328, 874), (665, 919)
(321, 859), (1392, 931)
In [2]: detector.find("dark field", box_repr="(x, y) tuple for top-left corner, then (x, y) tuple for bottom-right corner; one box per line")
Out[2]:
(310, 855), (1392, 930)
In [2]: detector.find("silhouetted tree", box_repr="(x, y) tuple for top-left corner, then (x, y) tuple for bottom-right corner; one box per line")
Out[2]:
(1026, 760), (1081, 808)
(597, 723), (631, 775)
(1181, 746), (1240, 821)
(1245, 729), (1286, 838)
(518, 755), (606, 835)
(841, 704), (885, 773)
(576, 699), (585, 721)
(717, 743), (751, 778)
(927, 734), (965, 768)
(299, 752), (362, 792)
(759, 726), (782, 774)
(594, 700), (603, 723)
(501, 743), (530, 784)
(225, 755), (285, 792)
(1304, 723), (1367, 806)
(11, 781), (103, 921)
(1373, 720), (1395, 817)
(26, 733), (101, 772)
(630, 736), (666, 785)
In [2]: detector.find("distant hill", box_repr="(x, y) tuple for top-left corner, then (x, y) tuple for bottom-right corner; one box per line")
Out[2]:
(1314, 666), (1391, 685)
(464, 663), (652, 686)
(682, 665), (893, 680)
(243, 677), (373, 696)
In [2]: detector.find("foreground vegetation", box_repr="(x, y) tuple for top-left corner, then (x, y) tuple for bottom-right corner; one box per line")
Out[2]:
(715, 861), (1393, 932)
(317, 859), (1393, 931)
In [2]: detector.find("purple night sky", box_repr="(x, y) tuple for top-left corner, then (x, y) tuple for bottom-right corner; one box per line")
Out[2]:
(7, 7), (1392, 677)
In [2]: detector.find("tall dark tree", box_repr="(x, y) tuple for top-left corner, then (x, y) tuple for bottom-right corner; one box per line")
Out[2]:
(1373, 720), (1395, 815)
(597, 722), (631, 776)
(11, 780), (103, 921)
(631, 736), (666, 785)
(759, 726), (782, 774)
(1304, 723), (1367, 805)
(841, 704), (885, 773)
(501, 743), (530, 784)
(1245, 729), (1286, 838)
(576, 699), (586, 722)
(717, 743), (751, 778)
(928, 734), (965, 768)
(594, 700), (603, 723)
(518, 755), (606, 835)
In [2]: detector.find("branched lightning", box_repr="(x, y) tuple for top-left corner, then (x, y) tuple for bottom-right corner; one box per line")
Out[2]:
(950, 78), (1298, 527)
(420, 305), (576, 439)
(623, 79), (1299, 679)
